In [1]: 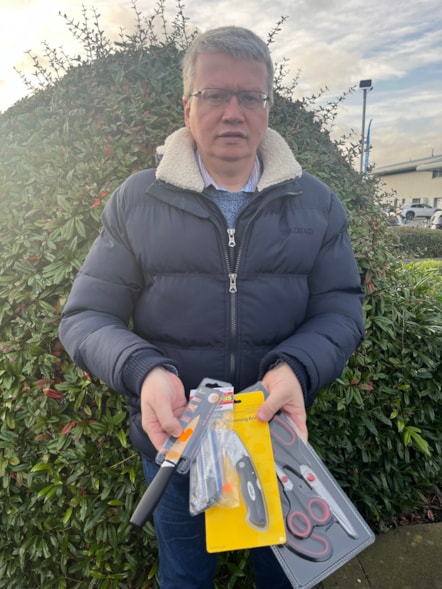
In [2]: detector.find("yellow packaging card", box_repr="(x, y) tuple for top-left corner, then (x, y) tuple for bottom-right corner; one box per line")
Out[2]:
(205, 390), (286, 552)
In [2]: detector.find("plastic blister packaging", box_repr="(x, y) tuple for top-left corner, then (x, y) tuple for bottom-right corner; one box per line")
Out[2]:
(155, 385), (224, 475)
(189, 384), (240, 516)
(269, 411), (375, 589)
(205, 389), (286, 552)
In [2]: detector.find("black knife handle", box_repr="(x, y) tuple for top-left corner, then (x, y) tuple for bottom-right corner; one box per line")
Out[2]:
(130, 463), (175, 528)
(237, 456), (267, 529)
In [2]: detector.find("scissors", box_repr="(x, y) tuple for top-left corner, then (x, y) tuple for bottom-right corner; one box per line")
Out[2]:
(270, 414), (358, 560)
(275, 462), (333, 561)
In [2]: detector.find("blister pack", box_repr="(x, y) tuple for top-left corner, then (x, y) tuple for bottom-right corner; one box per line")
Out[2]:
(189, 383), (238, 515)
(269, 411), (375, 589)
(205, 389), (286, 552)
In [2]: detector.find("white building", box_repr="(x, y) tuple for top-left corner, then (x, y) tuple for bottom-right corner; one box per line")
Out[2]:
(373, 154), (442, 210)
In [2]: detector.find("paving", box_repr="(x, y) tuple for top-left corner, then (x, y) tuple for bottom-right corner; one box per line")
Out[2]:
(318, 522), (442, 589)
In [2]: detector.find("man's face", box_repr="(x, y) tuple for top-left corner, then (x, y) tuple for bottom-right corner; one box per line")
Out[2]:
(183, 52), (270, 171)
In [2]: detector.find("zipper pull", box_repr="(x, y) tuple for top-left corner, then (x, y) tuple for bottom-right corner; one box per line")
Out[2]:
(228, 273), (237, 293)
(227, 228), (236, 247)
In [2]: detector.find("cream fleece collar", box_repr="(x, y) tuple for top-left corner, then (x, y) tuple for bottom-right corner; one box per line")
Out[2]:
(156, 127), (302, 193)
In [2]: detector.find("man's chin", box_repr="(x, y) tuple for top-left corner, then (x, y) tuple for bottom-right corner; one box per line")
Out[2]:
(216, 148), (250, 162)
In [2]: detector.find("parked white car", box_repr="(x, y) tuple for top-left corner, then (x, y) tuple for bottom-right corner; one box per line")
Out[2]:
(429, 210), (442, 230)
(399, 203), (436, 220)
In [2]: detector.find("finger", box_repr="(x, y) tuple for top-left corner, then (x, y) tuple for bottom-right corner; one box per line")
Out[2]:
(287, 411), (308, 441)
(256, 396), (282, 423)
(150, 430), (170, 451)
(156, 406), (183, 438)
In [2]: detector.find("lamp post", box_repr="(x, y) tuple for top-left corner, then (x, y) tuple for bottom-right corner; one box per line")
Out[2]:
(364, 118), (373, 174)
(359, 79), (373, 174)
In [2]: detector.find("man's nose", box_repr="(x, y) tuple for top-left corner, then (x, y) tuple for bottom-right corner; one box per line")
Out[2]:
(221, 95), (245, 119)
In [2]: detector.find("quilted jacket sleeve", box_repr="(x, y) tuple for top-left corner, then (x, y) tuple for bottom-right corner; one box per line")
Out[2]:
(260, 183), (365, 407)
(58, 172), (176, 399)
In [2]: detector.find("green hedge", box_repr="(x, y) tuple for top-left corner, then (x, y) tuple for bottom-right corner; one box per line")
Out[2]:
(309, 261), (441, 524)
(389, 226), (442, 259)
(0, 5), (441, 588)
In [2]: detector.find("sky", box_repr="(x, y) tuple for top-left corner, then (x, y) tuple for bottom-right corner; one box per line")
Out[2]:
(1, 0), (441, 168)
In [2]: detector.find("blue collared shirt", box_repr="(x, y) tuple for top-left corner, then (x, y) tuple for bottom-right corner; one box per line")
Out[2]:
(196, 151), (261, 192)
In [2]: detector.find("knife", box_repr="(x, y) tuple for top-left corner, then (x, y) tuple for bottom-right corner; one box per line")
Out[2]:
(225, 430), (268, 530)
(130, 387), (222, 528)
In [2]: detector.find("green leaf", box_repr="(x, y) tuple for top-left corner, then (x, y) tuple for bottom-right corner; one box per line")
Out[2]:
(63, 506), (73, 525)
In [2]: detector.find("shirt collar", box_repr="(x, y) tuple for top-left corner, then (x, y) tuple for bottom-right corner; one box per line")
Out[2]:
(196, 151), (261, 192)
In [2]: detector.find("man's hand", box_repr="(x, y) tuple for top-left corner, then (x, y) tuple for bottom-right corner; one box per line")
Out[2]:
(257, 361), (308, 440)
(140, 366), (187, 450)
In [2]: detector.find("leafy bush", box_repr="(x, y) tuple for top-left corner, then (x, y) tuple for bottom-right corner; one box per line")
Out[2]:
(389, 226), (442, 259)
(0, 3), (441, 587)
(405, 259), (442, 281)
(309, 262), (442, 528)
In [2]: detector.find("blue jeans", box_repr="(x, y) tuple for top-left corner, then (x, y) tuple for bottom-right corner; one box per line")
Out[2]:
(142, 457), (292, 589)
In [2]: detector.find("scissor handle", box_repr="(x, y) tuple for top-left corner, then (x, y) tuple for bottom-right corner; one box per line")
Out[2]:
(270, 414), (297, 447)
(287, 510), (312, 538)
(307, 497), (331, 525)
(287, 498), (330, 534)
(286, 531), (333, 562)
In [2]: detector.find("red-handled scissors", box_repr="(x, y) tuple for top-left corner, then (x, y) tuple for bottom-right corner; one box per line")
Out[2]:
(271, 414), (358, 541)
(276, 463), (333, 562)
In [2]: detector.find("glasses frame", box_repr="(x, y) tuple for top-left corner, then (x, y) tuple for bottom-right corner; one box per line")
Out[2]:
(189, 88), (270, 110)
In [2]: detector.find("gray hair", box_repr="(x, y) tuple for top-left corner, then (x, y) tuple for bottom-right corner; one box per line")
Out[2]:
(182, 26), (274, 101)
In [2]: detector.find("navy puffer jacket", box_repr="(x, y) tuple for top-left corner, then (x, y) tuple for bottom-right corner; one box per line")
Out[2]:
(59, 127), (364, 459)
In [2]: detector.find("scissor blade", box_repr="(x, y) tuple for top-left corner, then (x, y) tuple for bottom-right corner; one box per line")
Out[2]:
(300, 464), (359, 539)
(275, 463), (294, 492)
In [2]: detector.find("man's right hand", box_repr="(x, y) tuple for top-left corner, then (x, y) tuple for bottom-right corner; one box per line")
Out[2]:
(140, 366), (186, 450)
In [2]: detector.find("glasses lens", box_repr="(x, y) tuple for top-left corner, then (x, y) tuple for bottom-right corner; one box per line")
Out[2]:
(199, 89), (266, 109)
(238, 91), (264, 109)
(202, 89), (229, 107)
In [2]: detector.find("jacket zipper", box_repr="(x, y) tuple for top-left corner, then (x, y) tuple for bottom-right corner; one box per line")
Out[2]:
(202, 188), (299, 383)
(227, 228), (237, 293)
(225, 211), (259, 382)
(226, 228), (237, 378)
(224, 190), (299, 382)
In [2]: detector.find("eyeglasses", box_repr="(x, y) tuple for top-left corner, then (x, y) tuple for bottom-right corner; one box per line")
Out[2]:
(189, 88), (270, 110)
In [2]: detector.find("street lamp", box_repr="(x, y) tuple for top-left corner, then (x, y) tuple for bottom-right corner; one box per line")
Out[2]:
(359, 79), (373, 174)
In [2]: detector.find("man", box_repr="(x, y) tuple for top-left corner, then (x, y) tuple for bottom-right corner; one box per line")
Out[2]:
(59, 26), (364, 589)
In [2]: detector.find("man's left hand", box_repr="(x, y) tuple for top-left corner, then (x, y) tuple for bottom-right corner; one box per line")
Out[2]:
(257, 361), (308, 440)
